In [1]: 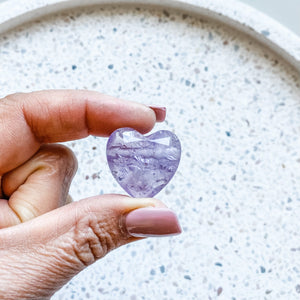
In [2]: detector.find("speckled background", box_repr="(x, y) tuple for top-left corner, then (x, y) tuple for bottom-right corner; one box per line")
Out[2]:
(0, 4), (300, 299)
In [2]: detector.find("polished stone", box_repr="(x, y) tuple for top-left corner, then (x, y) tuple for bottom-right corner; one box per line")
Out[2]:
(106, 128), (181, 197)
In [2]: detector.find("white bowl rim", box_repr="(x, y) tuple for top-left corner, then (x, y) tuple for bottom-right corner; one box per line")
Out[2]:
(0, 0), (299, 73)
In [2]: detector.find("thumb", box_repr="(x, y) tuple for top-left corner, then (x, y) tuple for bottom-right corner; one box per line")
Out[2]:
(0, 194), (181, 299)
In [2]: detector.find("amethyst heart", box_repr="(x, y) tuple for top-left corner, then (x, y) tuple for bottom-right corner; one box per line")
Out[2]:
(106, 127), (181, 197)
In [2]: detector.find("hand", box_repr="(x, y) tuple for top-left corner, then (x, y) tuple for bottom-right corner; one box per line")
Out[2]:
(0, 90), (181, 299)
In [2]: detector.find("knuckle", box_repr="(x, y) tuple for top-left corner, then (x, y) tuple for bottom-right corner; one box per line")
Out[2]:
(0, 93), (25, 120)
(2, 92), (25, 103)
(69, 206), (122, 266)
(36, 144), (78, 178)
(1, 93), (26, 113)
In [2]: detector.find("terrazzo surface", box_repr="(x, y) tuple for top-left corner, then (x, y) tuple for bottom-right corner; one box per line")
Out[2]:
(0, 4), (300, 300)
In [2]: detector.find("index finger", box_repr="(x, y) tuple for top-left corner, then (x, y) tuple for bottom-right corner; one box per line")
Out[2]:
(0, 90), (162, 174)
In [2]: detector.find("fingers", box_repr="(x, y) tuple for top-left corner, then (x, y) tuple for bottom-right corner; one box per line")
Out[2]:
(0, 144), (77, 228)
(0, 90), (160, 174)
(0, 195), (181, 299)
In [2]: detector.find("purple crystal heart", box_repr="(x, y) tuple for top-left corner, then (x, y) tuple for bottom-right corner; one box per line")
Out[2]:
(106, 127), (181, 197)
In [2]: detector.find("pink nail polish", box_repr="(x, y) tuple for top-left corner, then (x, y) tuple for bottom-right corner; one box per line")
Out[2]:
(125, 208), (182, 237)
(149, 106), (166, 122)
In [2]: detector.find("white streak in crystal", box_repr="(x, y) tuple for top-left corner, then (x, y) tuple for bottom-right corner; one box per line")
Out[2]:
(149, 137), (171, 146)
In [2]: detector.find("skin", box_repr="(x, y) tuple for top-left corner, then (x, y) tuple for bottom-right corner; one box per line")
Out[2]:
(0, 90), (167, 299)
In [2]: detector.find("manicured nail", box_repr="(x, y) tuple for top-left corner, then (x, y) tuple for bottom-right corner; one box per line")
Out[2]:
(149, 106), (166, 122)
(125, 208), (182, 237)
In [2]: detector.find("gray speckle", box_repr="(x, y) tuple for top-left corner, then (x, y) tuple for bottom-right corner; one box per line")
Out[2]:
(163, 10), (170, 17)
(261, 30), (270, 36)
(260, 266), (266, 273)
(150, 269), (156, 276)
(158, 62), (164, 69)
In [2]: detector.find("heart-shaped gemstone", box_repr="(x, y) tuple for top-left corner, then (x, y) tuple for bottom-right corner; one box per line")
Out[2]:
(106, 128), (181, 197)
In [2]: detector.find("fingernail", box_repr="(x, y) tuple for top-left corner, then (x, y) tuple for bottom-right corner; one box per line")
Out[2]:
(125, 208), (182, 237)
(149, 106), (166, 122)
